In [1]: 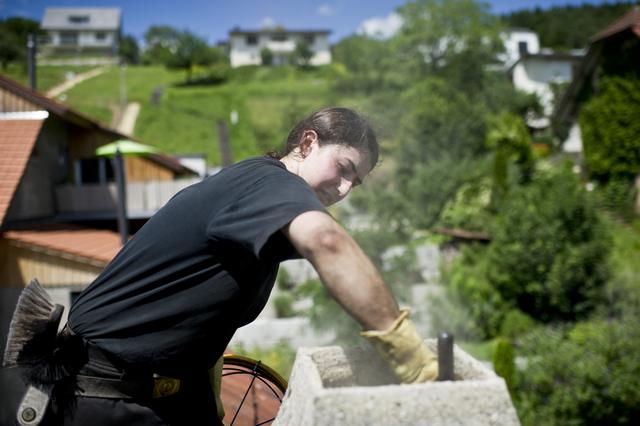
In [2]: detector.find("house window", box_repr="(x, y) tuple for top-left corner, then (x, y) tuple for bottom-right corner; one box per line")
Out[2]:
(69, 15), (90, 24)
(303, 34), (314, 45)
(69, 15), (89, 24)
(75, 158), (114, 184)
(95, 32), (107, 41)
(271, 33), (287, 42)
(60, 32), (78, 46)
(246, 35), (258, 45)
(518, 41), (528, 55)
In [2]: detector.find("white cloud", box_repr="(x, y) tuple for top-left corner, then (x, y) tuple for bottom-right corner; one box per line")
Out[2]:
(317, 4), (335, 17)
(260, 16), (276, 28)
(357, 12), (403, 39)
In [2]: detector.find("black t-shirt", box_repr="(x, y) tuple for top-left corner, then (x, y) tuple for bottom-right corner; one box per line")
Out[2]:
(68, 157), (325, 376)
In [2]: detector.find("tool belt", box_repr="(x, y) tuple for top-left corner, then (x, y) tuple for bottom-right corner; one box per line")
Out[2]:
(76, 341), (182, 400)
(3, 279), (182, 426)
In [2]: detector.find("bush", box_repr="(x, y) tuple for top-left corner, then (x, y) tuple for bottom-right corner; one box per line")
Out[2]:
(440, 246), (508, 339)
(580, 76), (640, 183)
(297, 278), (361, 345)
(515, 318), (640, 425)
(487, 168), (610, 322)
(492, 338), (516, 394)
(273, 292), (296, 318)
(592, 178), (637, 221)
(499, 309), (537, 341)
(229, 340), (296, 380)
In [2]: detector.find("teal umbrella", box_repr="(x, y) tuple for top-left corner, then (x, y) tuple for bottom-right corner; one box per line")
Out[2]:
(95, 139), (158, 157)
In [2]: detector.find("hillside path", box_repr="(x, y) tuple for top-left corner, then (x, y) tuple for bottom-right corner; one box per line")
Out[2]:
(46, 67), (107, 98)
(115, 102), (141, 135)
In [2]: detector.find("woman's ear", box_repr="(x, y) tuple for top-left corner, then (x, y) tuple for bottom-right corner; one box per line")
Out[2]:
(299, 130), (318, 158)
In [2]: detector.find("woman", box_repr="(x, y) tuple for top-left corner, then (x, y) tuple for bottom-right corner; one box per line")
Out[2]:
(7, 107), (437, 425)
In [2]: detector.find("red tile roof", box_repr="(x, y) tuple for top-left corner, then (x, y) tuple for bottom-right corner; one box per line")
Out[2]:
(0, 74), (196, 176)
(592, 6), (640, 42)
(3, 225), (122, 265)
(0, 119), (44, 225)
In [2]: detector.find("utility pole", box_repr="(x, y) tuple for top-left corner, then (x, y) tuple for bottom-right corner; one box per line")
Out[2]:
(113, 148), (129, 245)
(27, 34), (37, 90)
(217, 120), (233, 166)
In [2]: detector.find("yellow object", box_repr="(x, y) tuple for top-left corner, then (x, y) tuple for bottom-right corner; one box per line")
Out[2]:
(152, 376), (181, 398)
(361, 309), (438, 383)
(209, 356), (225, 420)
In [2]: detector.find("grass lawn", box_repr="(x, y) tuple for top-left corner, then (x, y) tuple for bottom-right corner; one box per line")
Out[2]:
(1, 63), (96, 93)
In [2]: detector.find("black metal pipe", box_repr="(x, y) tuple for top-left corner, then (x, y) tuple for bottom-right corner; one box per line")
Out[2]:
(437, 332), (454, 381)
(113, 149), (129, 245)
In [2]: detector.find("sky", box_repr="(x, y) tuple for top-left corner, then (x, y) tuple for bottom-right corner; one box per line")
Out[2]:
(0, 0), (625, 44)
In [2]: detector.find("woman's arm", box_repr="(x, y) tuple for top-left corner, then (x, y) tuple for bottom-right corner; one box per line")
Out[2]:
(282, 210), (400, 331)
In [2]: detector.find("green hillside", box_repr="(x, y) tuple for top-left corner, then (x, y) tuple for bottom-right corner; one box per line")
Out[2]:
(60, 65), (365, 166)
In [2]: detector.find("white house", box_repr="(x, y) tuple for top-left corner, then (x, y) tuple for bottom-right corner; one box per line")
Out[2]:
(228, 28), (331, 67)
(500, 29), (583, 123)
(40, 7), (121, 56)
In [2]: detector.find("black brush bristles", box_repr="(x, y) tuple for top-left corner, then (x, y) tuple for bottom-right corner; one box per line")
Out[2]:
(2, 278), (67, 384)
(3, 278), (57, 368)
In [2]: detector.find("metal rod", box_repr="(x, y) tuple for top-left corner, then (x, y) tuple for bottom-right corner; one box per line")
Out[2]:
(217, 120), (233, 166)
(437, 332), (454, 381)
(113, 149), (129, 245)
(27, 34), (37, 90)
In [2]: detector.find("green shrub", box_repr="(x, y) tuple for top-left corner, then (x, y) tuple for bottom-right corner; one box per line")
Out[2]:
(593, 179), (637, 221)
(441, 246), (508, 339)
(580, 76), (640, 183)
(499, 309), (537, 340)
(515, 318), (640, 425)
(487, 168), (610, 322)
(276, 267), (293, 291)
(297, 278), (360, 345)
(229, 340), (296, 380)
(492, 337), (516, 394)
(273, 292), (296, 318)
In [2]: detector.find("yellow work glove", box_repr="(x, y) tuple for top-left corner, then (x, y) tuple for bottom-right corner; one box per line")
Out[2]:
(208, 356), (225, 421)
(361, 309), (438, 384)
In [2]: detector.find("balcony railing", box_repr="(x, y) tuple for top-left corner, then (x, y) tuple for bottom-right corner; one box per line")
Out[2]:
(55, 178), (200, 218)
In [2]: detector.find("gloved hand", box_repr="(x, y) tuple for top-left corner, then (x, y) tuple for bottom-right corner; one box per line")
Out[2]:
(208, 356), (225, 421)
(361, 309), (438, 384)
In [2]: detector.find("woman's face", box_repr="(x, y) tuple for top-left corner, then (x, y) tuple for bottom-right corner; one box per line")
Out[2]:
(296, 132), (372, 206)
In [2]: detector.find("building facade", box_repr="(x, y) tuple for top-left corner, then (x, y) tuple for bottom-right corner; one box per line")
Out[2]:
(40, 7), (121, 56)
(228, 28), (331, 67)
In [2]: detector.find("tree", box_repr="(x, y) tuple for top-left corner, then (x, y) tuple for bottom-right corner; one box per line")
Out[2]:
(516, 318), (640, 425)
(0, 17), (40, 69)
(363, 0), (529, 233)
(293, 41), (313, 66)
(486, 168), (609, 323)
(260, 47), (273, 66)
(394, 0), (503, 79)
(485, 112), (533, 207)
(580, 76), (640, 183)
(119, 34), (140, 64)
(503, 2), (636, 51)
(142, 25), (181, 65)
(165, 31), (220, 82)
(331, 35), (398, 93)
(0, 26), (21, 70)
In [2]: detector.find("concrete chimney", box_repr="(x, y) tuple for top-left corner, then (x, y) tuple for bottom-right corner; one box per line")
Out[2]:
(275, 341), (521, 425)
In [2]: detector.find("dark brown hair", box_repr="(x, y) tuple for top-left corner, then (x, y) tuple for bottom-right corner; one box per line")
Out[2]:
(268, 107), (379, 167)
